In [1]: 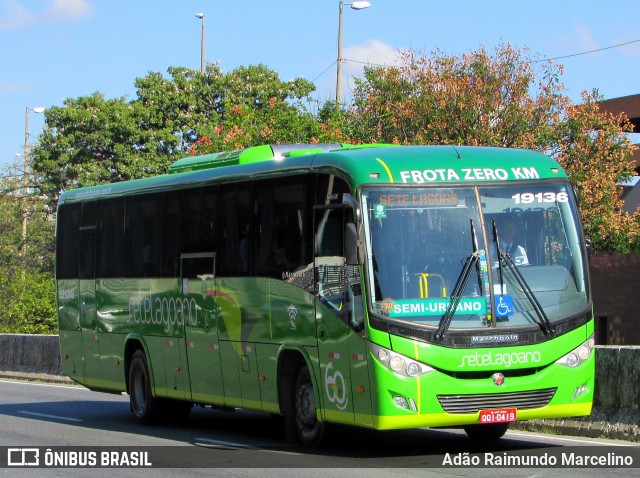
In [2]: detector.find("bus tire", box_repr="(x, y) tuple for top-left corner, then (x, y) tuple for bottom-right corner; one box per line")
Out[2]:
(129, 350), (162, 424)
(294, 365), (327, 446)
(463, 422), (509, 440)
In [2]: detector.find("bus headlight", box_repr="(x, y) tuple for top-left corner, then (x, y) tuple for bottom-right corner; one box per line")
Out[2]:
(369, 342), (435, 378)
(555, 335), (594, 368)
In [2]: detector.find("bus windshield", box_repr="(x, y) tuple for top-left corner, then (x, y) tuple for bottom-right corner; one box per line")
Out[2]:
(363, 183), (589, 330)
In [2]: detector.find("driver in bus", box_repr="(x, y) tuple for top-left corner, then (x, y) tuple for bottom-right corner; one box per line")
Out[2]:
(498, 218), (529, 265)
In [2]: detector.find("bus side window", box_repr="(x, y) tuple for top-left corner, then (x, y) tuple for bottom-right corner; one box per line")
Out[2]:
(56, 203), (80, 280)
(124, 194), (162, 278)
(95, 198), (124, 278)
(79, 201), (97, 280)
(252, 175), (313, 280)
(163, 192), (181, 277)
(218, 183), (251, 277)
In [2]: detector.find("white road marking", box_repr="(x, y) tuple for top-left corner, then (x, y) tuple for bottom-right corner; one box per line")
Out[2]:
(193, 437), (303, 456)
(0, 379), (87, 391)
(19, 411), (83, 422)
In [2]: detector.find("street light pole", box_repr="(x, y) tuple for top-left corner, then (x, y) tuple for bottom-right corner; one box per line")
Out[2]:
(196, 13), (205, 74)
(21, 106), (45, 255)
(336, 1), (371, 104)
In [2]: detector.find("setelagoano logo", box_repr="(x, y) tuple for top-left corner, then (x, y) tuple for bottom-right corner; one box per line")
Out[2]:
(458, 350), (542, 368)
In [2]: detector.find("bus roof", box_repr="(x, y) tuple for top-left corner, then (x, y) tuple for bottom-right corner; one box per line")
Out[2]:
(58, 144), (567, 204)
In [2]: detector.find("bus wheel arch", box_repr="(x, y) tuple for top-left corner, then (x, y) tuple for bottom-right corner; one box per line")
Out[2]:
(276, 349), (327, 446)
(124, 338), (146, 396)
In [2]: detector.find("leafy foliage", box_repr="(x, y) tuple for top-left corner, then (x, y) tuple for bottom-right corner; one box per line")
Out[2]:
(0, 167), (56, 333)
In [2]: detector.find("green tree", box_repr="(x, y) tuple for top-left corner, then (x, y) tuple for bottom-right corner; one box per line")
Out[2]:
(31, 93), (170, 205)
(31, 64), (321, 201)
(185, 64), (321, 153)
(0, 160), (56, 334)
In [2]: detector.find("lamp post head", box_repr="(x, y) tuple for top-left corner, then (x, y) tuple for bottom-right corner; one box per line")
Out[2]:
(32, 107), (45, 114)
(195, 12), (204, 19)
(350, 1), (371, 10)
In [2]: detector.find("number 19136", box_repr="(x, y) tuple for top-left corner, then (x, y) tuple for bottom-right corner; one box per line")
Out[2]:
(512, 192), (568, 204)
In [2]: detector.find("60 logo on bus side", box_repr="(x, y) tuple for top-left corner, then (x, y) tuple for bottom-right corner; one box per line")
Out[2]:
(324, 362), (348, 411)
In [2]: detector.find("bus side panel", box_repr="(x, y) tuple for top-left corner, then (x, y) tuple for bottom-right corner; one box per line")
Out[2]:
(348, 332), (373, 427)
(79, 278), (101, 388)
(183, 277), (225, 405)
(255, 343), (280, 413)
(57, 279), (83, 383)
(95, 279), (129, 391)
(216, 278), (246, 408)
(161, 336), (190, 399)
(96, 332), (126, 391)
(267, 278), (317, 413)
(315, 299), (355, 425)
(231, 277), (269, 409)
(146, 335), (169, 396)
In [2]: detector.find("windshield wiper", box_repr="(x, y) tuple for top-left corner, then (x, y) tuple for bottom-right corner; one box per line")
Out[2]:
(434, 218), (480, 341)
(492, 220), (555, 337)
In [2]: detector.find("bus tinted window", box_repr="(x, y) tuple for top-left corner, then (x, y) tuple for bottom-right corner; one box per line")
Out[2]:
(163, 192), (181, 277)
(181, 186), (217, 255)
(218, 183), (251, 276)
(78, 201), (97, 280)
(56, 203), (80, 279)
(125, 194), (162, 278)
(96, 198), (124, 278)
(252, 176), (312, 279)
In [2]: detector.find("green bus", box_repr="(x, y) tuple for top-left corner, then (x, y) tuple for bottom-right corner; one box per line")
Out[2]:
(56, 143), (594, 444)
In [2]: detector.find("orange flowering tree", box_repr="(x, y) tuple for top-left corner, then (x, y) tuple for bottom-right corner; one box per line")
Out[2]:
(553, 90), (639, 252)
(342, 44), (639, 252)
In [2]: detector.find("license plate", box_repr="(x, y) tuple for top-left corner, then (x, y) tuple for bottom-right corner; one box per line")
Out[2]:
(479, 408), (517, 423)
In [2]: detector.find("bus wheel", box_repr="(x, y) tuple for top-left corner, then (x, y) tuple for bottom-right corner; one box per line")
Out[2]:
(129, 350), (162, 424)
(463, 422), (509, 440)
(294, 365), (326, 446)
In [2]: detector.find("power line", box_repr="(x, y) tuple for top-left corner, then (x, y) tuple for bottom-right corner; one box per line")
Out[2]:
(533, 39), (640, 62)
(311, 59), (338, 83)
(311, 39), (640, 80)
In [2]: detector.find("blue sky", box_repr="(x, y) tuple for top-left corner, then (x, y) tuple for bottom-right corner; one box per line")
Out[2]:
(2, 0), (640, 171)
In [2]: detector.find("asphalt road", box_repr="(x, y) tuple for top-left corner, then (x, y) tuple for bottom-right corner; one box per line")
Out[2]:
(0, 378), (638, 477)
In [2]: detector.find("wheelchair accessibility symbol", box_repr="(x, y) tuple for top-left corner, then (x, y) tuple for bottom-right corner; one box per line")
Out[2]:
(495, 295), (514, 317)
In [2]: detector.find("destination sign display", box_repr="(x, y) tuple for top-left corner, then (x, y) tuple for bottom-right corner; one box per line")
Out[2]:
(378, 193), (459, 207)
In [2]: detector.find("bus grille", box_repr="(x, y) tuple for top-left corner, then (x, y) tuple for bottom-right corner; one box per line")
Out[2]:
(437, 387), (557, 414)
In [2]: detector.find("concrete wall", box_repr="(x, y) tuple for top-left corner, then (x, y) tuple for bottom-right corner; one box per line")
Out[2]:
(594, 345), (640, 409)
(0, 334), (61, 375)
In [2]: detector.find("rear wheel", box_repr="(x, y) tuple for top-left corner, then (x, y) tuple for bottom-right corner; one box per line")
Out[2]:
(463, 422), (510, 440)
(294, 365), (327, 446)
(129, 350), (162, 424)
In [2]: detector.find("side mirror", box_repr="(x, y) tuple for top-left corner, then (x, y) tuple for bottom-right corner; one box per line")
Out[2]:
(345, 222), (359, 265)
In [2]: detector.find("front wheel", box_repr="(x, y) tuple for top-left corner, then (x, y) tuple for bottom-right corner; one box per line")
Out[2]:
(129, 350), (162, 424)
(294, 366), (327, 446)
(463, 422), (510, 440)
